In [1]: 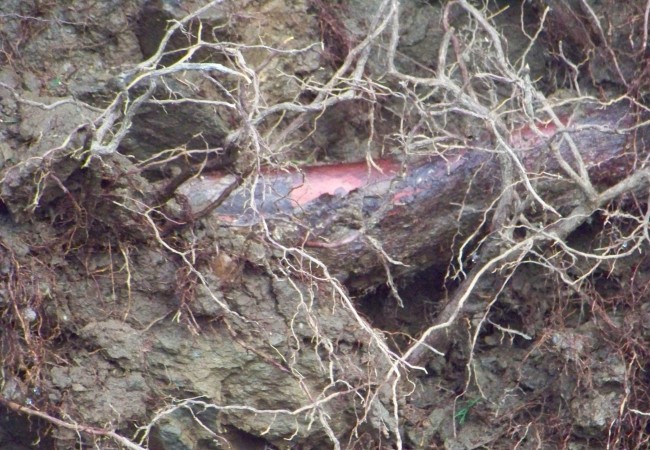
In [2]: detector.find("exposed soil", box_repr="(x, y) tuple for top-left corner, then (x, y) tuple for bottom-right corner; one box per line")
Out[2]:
(1, 1), (650, 449)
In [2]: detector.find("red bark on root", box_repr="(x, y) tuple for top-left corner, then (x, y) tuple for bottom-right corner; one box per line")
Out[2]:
(181, 101), (649, 289)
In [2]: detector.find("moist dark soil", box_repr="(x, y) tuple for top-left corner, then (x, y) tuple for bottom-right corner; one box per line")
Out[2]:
(1, 1), (649, 449)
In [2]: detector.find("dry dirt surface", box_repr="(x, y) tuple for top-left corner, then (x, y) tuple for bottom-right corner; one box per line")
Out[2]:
(1, 1), (650, 449)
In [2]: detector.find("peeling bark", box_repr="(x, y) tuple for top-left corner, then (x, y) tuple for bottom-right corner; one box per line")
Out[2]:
(181, 101), (649, 290)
